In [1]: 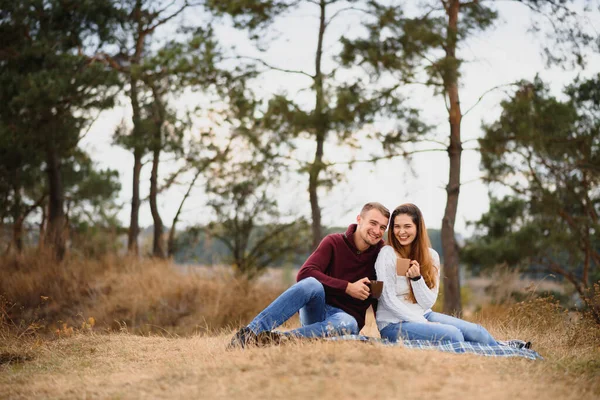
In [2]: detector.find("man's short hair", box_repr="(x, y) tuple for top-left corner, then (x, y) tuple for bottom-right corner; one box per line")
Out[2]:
(360, 202), (390, 220)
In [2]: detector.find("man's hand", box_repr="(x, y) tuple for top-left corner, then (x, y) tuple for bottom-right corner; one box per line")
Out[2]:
(345, 277), (371, 300)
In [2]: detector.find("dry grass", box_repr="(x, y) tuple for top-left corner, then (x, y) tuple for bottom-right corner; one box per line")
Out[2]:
(1, 254), (599, 399)
(1, 309), (599, 400)
(0, 251), (283, 336)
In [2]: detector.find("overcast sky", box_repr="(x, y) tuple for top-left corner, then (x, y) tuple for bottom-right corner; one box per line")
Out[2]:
(81, 1), (600, 236)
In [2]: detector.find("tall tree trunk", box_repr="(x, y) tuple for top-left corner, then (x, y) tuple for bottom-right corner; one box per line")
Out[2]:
(149, 133), (165, 258)
(128, 76), (142, 255)
(127, 0), (146, 255)
(10, 173), (23, 253)
(309, 0), (327, 250)
(11, 193), (46, 254)
(45, 140), (66, 261)
(38, 203), (47, 249)
(149, 84), (167, 258)
(308, 147), (324, 251)
(441, 0), (463, 316)
(11, 216), (24, 253)
(1, 221), (7, 256)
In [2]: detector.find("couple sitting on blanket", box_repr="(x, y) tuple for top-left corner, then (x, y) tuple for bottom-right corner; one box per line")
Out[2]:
(229, 202), (529, 349)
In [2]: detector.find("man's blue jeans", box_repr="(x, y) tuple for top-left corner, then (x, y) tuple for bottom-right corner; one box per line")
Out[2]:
(246, 277), (359, 337)
(379, 311), (498, 345)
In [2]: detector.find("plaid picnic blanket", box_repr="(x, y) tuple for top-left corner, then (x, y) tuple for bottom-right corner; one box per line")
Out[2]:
(326, 335), (543, 360)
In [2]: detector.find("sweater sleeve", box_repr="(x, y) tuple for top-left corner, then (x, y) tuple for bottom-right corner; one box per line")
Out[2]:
(411, 248), (441, 310)
(296, 235), (349, 292)
(375, 246), (428, 323)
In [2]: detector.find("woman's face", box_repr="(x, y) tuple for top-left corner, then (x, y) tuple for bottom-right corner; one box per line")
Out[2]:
(393, 213), (417, 247)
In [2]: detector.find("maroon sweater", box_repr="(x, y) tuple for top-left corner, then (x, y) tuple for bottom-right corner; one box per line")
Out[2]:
(296, 224), (384, 330)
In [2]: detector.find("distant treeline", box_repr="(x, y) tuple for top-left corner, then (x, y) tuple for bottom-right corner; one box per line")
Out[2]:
(173, 226), (443, 268)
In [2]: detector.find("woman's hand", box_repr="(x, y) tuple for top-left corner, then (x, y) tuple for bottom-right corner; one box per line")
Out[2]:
(406, 260), (421, 278)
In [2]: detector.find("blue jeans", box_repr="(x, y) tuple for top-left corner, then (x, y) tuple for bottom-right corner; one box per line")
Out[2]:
(379, 311), (497, 345)
(246, 277), (359, 338)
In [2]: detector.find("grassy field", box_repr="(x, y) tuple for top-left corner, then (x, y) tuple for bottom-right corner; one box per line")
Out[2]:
(2, 312), (600, 400)
(1, 254), (599, 399)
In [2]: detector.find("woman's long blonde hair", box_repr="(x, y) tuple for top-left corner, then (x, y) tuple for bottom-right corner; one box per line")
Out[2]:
(388, 203), (437, 303)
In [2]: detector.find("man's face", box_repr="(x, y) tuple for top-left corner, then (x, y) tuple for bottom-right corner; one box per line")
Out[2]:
(356, 209), (389, 247)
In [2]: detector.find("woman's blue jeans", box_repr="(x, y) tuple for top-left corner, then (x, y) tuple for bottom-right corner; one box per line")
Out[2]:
(379, 311), (498, 345)
(247, 277), (359, 338)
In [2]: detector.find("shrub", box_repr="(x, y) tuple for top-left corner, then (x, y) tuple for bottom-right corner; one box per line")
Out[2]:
(0, 251), (286, 337)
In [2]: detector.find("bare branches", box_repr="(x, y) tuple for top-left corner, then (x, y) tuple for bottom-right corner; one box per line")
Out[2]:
(418, 3), (446, 20)
(236, 56), (314, 78)
(88, 52), (126, 72)
(154, 0), (179, 18)
(421, 138), (449, 147)
(326, 6), (369, 27)
(326, 147), (447, 166)
(77, 110), (103, 144)
(144, 1), (195, 35)
(440, 0), (450, 12)
(168, 167), (202, 256)
(462, 82), (520, 117)
(544, 257), (585, 295)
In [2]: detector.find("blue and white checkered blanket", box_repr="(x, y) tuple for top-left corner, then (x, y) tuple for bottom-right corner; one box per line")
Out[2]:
(326, 335), (543, 360)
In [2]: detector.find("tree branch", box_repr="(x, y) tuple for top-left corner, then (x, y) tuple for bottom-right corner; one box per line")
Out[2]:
(144, 1), (195, 35)
(89, 53), (127, 72)
(23, 194), (47, 221)
(153, 0), (178, 18)
(543, 256), (585, 296)
(461, 176), (484, 186)
(326, 6), (369, 27)
(248, 220), (297, 261)
(441, 0), (450, 12)
(77, 110), (103, 144)
(326, 147), (447, 166)
(462, 82), (520, 117)
(236, 56), (314, 78)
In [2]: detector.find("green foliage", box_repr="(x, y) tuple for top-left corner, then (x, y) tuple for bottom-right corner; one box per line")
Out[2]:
(462, 197), (538, 271)
(62, 150), (122, 229)
(519, 0), (598, 68)
(205, 0), (428, 249)
(111, 2), (225, 156)
(464, 75), (600, 319)
(339, 1), (501, 314)
(340, 1), (496, 81)
(0, 0), (122, 253)
(173, 227), (233, 265)
(203, 134), (311, 279)
(205, 0), (295, 31)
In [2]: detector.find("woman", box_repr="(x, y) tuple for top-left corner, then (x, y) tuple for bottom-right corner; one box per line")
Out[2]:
(375, 203), (498, 344)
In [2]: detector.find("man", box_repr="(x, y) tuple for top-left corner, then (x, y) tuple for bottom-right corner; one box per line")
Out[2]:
(229, 202), (390, 348)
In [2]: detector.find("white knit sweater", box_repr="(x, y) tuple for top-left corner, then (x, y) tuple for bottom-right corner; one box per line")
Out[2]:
(374, 245), (441, 330)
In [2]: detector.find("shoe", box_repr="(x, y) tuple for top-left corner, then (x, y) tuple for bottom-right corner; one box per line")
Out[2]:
(227, 327), (258, 349)
(503, 339), (532, 349)
(257, 330), (287, 346)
